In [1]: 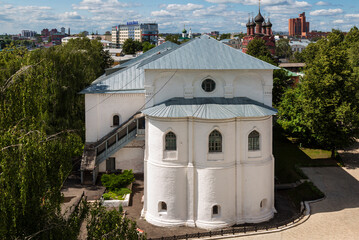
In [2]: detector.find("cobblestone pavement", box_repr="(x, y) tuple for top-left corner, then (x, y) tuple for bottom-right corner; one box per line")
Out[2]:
(226, 140), (359, 240)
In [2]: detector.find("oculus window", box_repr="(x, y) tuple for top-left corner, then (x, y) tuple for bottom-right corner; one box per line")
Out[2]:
(201, 79), (216, 92)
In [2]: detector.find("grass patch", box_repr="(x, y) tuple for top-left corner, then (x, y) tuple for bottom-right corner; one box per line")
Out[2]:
(287, 182), (324, 209)
(300, 148), (331, 159)
(103, 188), (131, 200)
(273, 123), (339, 183)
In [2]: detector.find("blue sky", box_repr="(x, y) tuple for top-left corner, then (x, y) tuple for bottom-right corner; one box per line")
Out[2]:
(0, 0), (358, 34)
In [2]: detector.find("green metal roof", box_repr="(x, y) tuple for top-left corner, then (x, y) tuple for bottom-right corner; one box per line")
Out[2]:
(142, 97), (277, 119)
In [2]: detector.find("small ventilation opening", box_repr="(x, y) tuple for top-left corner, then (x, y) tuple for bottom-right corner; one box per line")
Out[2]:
(159, 201), (167, 212)
(212, 205), (219, 216)
(260, 199), (267, 209)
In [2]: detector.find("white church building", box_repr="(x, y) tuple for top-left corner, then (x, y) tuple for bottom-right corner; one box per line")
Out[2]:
(80, 35), (278, 229)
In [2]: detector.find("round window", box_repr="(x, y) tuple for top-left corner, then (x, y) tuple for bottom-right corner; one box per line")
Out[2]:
(201, 79), (216, 92)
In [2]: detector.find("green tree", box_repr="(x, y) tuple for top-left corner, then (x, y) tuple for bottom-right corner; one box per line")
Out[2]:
(247, 38), (272, 60)
(219, 33), (231, 40)
(87, 203), (146, 240)
(0, 39), (113, 239)
(278, 29), (359, 157)
(165, 34), (180, 44)
(122, 38), (142, 54)
(290, 51), (305, 63)
(142, 41), (155, 53)
(276, 38), (292, 59)
(272, 69), (292, 107)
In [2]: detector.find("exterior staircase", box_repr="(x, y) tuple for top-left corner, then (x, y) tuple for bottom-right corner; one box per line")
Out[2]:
(80, 113), (145, 184)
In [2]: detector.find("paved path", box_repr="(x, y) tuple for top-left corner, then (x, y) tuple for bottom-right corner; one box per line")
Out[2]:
(60, 175), (105, 217)
(225, 140), (359, 240)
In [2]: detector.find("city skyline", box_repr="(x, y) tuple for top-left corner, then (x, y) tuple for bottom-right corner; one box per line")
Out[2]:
(0, 0), (358, 35)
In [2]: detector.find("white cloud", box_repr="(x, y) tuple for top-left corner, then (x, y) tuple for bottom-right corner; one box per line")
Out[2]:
(264, 1), (311, 14)
(61, 11), (82, 19)
(151, 10), (176, 17)
(333, 19), (344, 24)
(310, 8), (343, 16)
(166, 3), (203, 11)
(73, 0), (133, 11)
(345, 14), (359, 18)
(206, 0), (299, 5)
(316, 1), (328, 6)
(192, 4), (228, 17)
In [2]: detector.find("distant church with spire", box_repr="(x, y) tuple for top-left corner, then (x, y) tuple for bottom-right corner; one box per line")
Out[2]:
(179, 25), (193, 42)
(241, 0), (275, 55)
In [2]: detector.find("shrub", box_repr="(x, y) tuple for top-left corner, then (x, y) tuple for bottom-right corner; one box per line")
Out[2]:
(101, 170), (135, 191)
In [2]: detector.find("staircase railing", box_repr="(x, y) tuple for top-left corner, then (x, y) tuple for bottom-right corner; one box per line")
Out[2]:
(92, 113), (145, 165)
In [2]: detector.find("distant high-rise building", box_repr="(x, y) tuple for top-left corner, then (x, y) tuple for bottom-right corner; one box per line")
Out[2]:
(68, 28), (71, 35)
(21, 30), (36, 38)
(61, 27), (65, 34)
(288, 12), (310, 37)
(111, 22), (158, 48)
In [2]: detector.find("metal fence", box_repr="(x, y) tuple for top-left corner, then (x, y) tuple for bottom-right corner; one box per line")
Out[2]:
(148, 206), (306, 240)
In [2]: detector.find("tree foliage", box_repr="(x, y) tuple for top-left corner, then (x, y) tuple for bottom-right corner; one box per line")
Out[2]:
(87, 203), (146, 240)
(276, 38), (292, 59)
(165, 34), (180, 44)
(246, 38), (292, 107)
(219, 33), (231, 40)
(122, 38), (142, 54)
(0, 38), (112, 239)
(278, 28), (359, 155)
(247, 38), (272, 60)
(142, 41), (155, 53)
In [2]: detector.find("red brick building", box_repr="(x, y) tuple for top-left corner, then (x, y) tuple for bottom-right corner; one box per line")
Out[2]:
(288, 12), (310, 37)
(242, 8), (275, 55)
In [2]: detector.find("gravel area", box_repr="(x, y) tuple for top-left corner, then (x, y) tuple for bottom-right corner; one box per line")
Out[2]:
(124, 174), (298, 239)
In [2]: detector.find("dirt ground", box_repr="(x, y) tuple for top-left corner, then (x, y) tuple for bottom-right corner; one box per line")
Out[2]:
(124, 174), (298, 239)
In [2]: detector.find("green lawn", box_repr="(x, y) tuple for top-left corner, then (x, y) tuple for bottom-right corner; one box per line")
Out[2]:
(273, 124), (339, 184)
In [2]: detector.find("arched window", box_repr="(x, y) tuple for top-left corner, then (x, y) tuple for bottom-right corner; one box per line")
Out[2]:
(165, 132), (176, 150)
(248, 130), (260, 151)
(113, 115), (120, 126)
(209, 130), (222, 152)
(212, 205), (220, 216)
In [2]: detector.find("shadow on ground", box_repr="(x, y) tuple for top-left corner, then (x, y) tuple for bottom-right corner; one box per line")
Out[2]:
(124, 173), (298, 239)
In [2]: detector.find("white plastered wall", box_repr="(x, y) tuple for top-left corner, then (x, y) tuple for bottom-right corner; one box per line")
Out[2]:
(144, 69), (273, 108)
(144, 116), (274, 229)
(85, 93), (145, 143)
(98, 139), (145, 173)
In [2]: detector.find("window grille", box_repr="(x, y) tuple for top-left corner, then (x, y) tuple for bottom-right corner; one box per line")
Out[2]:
(248, 130), (260, 151)
(165, 132), (176, 150)
(201, 79), (216, 92)
(209, 130), (222, 152)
